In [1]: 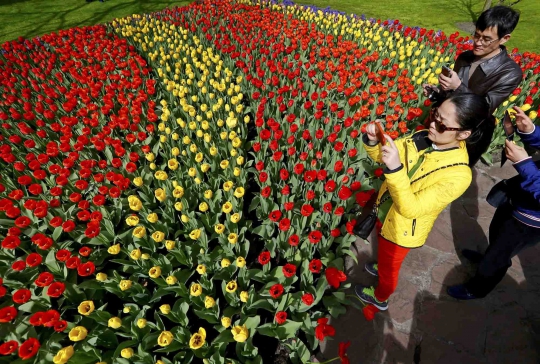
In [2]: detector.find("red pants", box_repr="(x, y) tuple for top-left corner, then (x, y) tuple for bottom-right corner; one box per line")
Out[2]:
(374, 234), (410, 302)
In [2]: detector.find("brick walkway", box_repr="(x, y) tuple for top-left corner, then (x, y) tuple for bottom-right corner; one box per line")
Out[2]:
(321, 163), (540, 363)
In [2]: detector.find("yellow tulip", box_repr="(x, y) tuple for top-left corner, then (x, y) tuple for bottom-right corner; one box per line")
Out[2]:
(222, 202), (233, 214)
(155, 188), (166, 202)
(154, 171), (168, 180)
(236, 256), (246, 268)
(225, 280), (237, 293)
(204, 296), (216, 308)
(137, 318), (147, 328)
(174, 201), (183, 211)
(220, 160), (229, 169)
(96, 272), (107, 281)
(107, 244), (121, 255)
(231, 325), (249, 343)
(147, 213), (158, 223)
(204, 190), (213, 199)
(119, 280), (132, 291)
(53, 346), (74, 364)
(196, 264), (206, 275)
(215, 224), (225, 234)
(160, 304), (171, 314)
(201, 163), (210, 173)
(190, 283), (203, 296)
(189, 327), (206, 350)
(228, 233), (238, 244)
(521, 104), (532, 112)
(223, 181), (233, 191)
(189, 229), (201, 240)
(236, 156), (244, 165)
(68, 326), (88, 342)
(152, 231), (165, 243)
(173, 186), (184, 198)
(133, 177), (143, 187)
(165, 240), (175, 250)
(166, 275), (177, 285)
(199, 202), (209, 212)
(221, 316), (232, 328)
(240, 291), (249, 303)
(78, 301), (95, 316)
(158, 331), (175, 347)
(234, 187), (245, 198)
(133, 226), (146, 238)
(221, 257), (232, 267)
(130, 248), (142, 260)
(121, 348), (134, 359)
(230, 213), (240, 223)
(126, 215), (139, 226)
(108, 317), (122, 329)
(128, 195), (143, 211)
(181, 214), (189, 223)
(149, 266), (162, 278)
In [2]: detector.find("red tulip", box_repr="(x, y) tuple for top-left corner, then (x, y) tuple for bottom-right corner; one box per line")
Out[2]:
(325, 267), (347, 289)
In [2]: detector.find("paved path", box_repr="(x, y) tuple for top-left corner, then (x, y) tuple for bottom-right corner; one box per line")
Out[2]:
(320, 163), (540, 363)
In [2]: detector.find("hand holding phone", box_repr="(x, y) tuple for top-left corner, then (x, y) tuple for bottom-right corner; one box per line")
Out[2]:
(501, 110), (515, 167)
(375, 121), (387, 146)
(441, 65), (452, 77)
(502, 111), (515, 141)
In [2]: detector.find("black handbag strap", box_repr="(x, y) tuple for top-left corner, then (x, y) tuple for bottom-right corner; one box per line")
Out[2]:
(376, 162), (469, 207)
(409, 162), (469, 184)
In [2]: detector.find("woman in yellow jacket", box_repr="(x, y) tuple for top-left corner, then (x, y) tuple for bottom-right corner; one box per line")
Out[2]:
(355, 93), (493, 310)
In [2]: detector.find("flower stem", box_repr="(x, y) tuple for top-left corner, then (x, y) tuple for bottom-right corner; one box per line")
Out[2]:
(346, 294), (366, 305)
(306, 356), (340, 364)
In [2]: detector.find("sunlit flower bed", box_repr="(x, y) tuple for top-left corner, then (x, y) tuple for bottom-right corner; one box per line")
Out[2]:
(0, 0), (539, 363)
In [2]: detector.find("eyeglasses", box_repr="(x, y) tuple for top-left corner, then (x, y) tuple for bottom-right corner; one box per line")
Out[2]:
(430, 108), (466, 133)
(471, 33), (499, 46)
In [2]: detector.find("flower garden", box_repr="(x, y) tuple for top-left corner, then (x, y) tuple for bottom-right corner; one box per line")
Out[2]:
(0, 0), (539, 363)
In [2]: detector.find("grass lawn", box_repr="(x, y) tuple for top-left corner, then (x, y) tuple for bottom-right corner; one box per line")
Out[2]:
(0, 0), (538, 52)
(0, 0), (190, 44)
(297, 0), (540, 52)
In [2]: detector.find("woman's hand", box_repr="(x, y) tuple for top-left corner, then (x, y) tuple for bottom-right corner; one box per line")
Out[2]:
(422, 84), (438, 97)
(438, 70), (461, 91)
(366, 120), (384, 142)
(513, 106), (535, 134)
(505, 139), (529, 163)
(381, 135), (401, 170)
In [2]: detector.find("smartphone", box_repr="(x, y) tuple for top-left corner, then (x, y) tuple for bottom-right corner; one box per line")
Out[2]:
(426, 85), (441, 102)
(502, 111), (514, 141)
(375, 121), (387, 146)
(441, 65), (452, 77)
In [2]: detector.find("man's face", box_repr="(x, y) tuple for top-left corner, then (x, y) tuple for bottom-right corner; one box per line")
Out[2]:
(472, 26), (501, 56)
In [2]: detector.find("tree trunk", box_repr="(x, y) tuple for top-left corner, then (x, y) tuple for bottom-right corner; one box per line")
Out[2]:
(483, 0), (493, 11)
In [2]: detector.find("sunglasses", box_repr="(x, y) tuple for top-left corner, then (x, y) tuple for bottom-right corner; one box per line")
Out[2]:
(430, 108), (466, 133)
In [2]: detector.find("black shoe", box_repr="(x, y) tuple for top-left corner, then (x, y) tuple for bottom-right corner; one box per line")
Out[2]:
(365, 262), (379, 277)
(461, 249), (484, 263)
(354, 285), (388, 310)
(447, 284), (480, 300)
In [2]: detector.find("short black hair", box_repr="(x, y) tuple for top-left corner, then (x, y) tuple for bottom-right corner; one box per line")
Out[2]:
(476, 5), (520, 39)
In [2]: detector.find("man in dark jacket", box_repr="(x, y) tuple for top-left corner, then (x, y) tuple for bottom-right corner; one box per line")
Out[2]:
(424, 5), (523, 165)
(448, 106), (540, 299)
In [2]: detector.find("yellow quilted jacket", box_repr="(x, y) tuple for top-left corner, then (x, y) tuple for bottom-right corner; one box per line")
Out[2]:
(365, 131), (472, 248)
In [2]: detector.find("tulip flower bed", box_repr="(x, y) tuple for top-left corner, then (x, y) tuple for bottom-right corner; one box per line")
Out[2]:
(1, 0), (540, 363)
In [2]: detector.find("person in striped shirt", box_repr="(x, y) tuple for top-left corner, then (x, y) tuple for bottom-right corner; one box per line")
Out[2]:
(448, 106), (540, 299)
